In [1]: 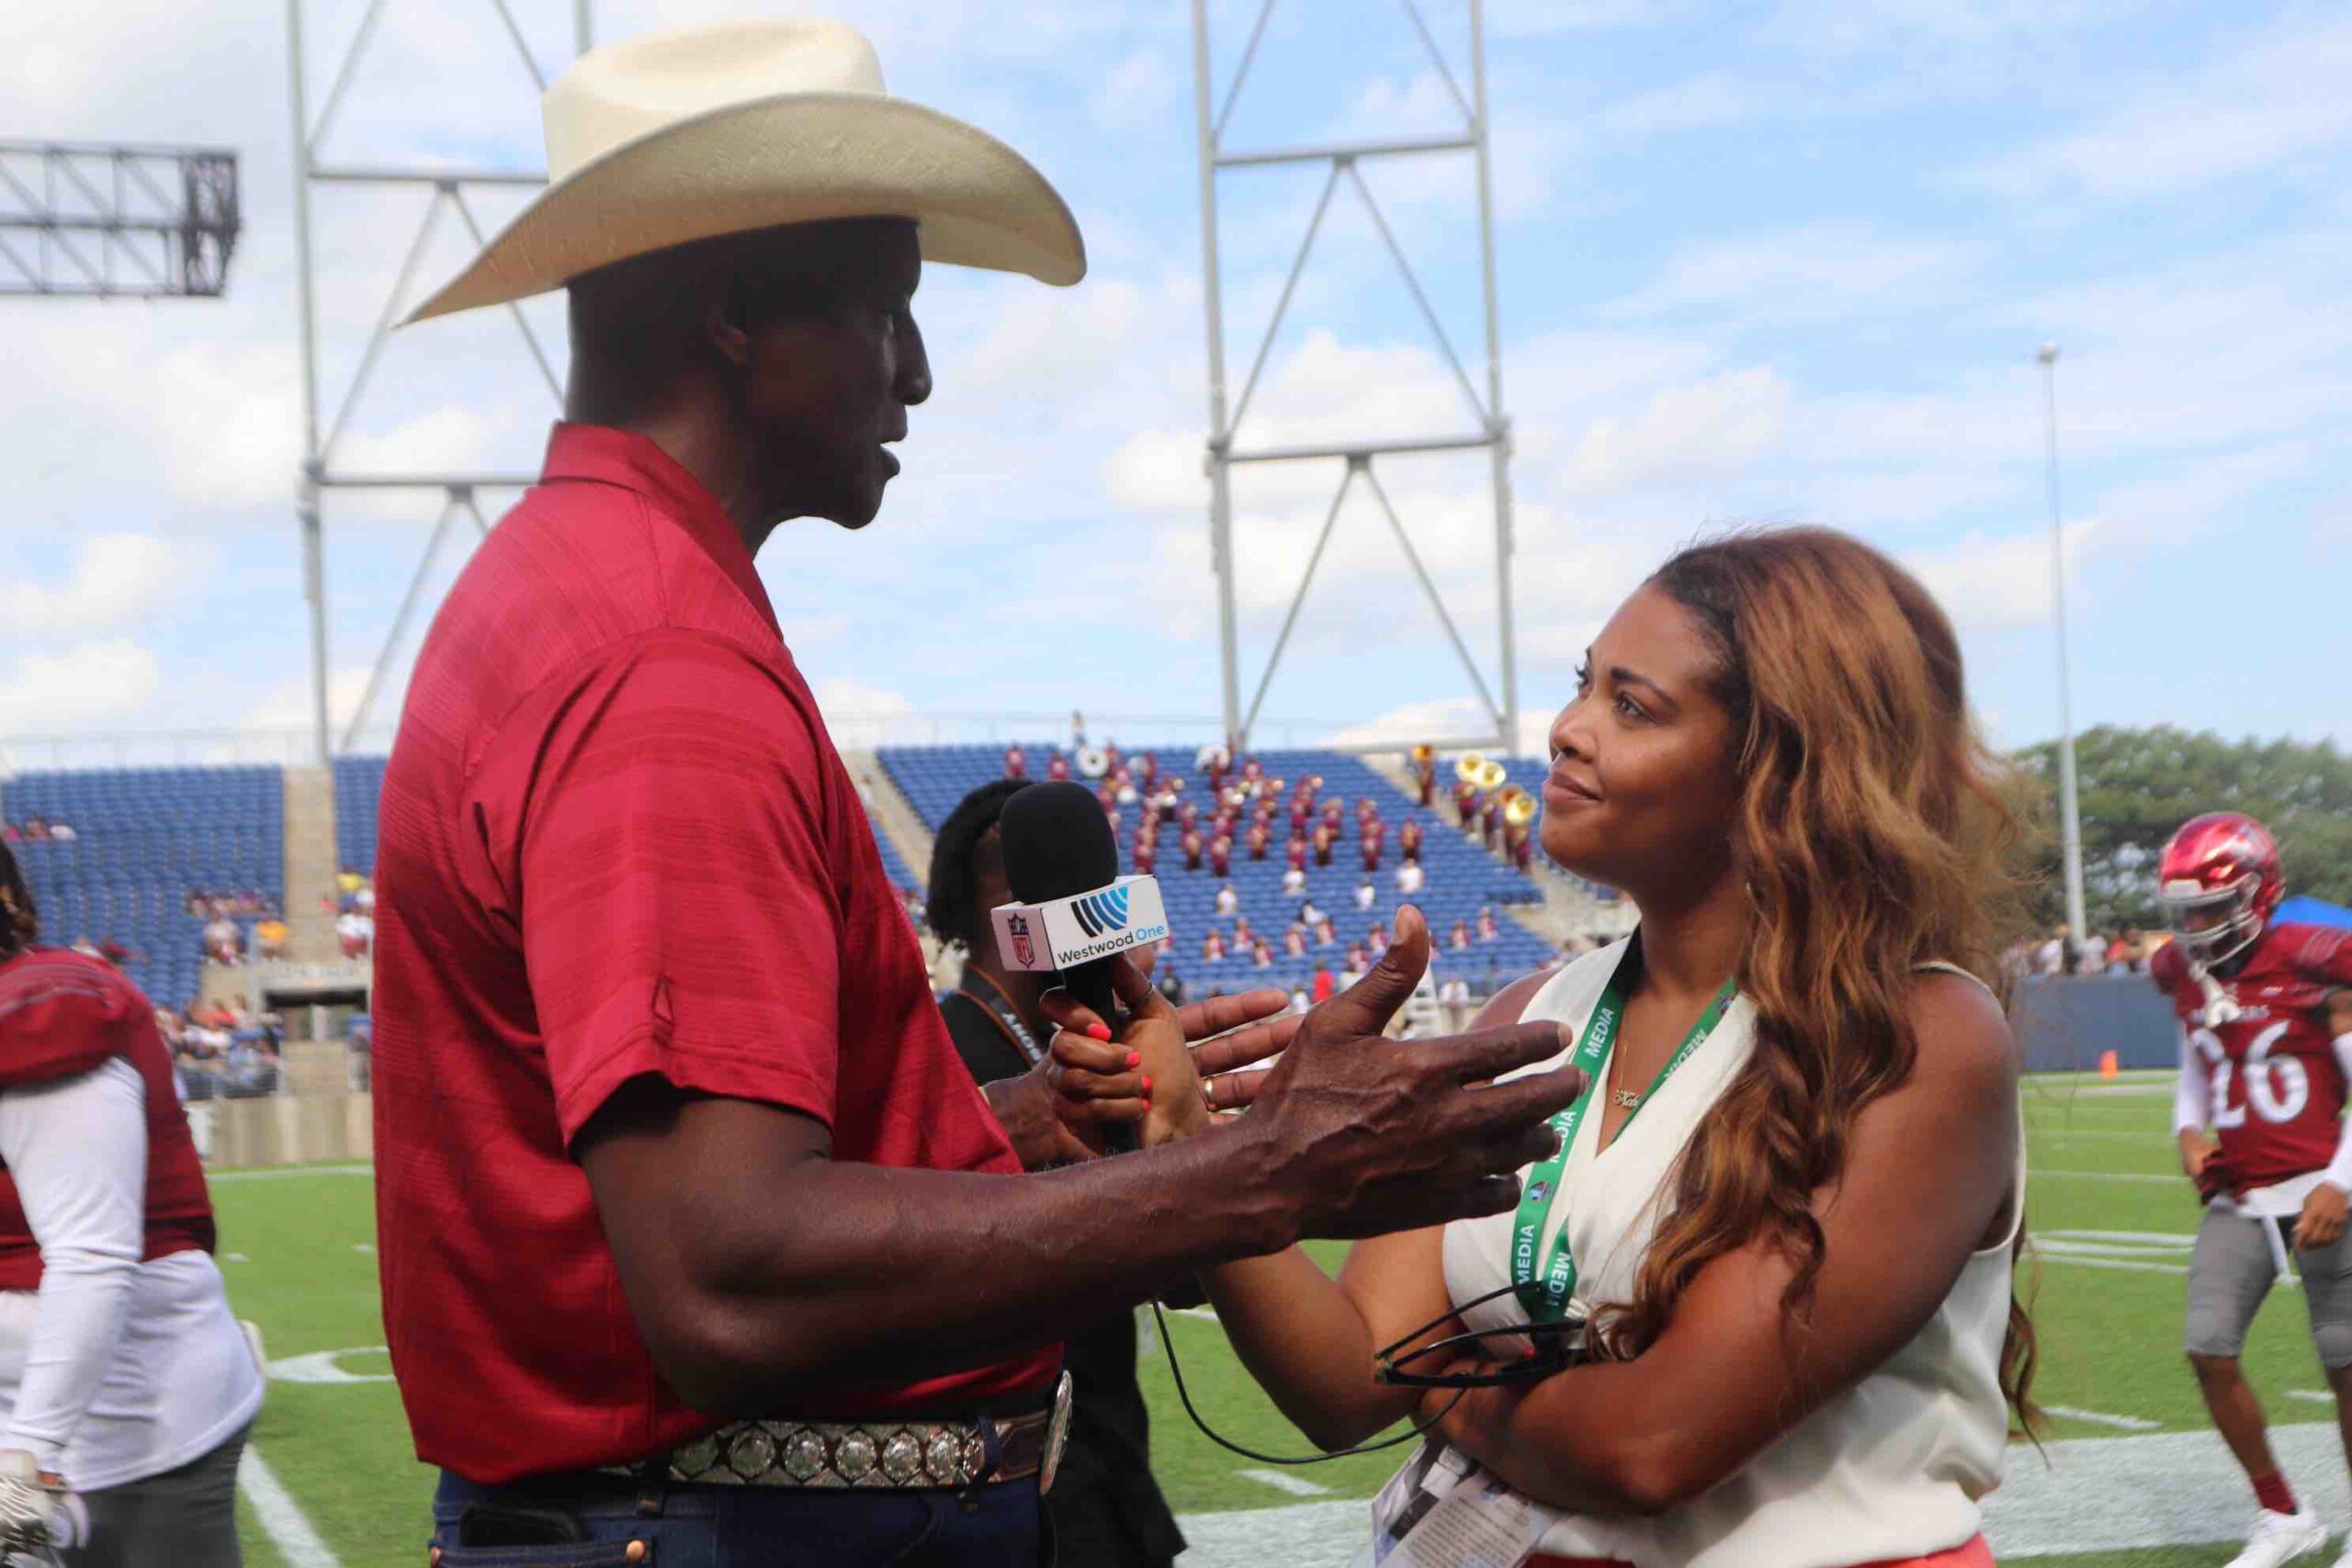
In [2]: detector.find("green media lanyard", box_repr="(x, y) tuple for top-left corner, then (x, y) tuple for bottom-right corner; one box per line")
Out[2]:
(1511, 949), (1739, 1324)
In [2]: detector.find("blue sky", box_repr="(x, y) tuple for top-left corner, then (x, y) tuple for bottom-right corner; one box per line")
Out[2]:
(3, 0), (2346, 761)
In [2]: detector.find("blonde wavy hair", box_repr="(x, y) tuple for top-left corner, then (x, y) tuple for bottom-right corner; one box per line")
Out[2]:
(1593, 526), (2036, 1430)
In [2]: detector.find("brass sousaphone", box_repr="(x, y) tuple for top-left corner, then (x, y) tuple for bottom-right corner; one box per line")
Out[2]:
(1454, 751), (1508, 793)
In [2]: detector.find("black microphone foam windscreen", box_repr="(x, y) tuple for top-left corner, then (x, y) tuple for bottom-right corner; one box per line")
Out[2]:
(997, 781), (1120, 906)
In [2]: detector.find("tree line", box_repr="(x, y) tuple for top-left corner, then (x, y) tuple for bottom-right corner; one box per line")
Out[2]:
(2009, 726), (2352, 935)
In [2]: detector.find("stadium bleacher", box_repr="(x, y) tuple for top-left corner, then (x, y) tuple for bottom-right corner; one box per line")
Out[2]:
(333, 755), (388, 876)
(30, 747), (1553, 1010)
(334, 752), (924, 897)
(6, 766), (284, 1007)
(876, 744), (1556, 992)
(870, 827), (921, 897)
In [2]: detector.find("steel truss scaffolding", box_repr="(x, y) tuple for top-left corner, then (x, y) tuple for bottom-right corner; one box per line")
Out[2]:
(1190, 0), (1520, 754)
(284, 0), (592, 761)
(0, 141), (241, 298)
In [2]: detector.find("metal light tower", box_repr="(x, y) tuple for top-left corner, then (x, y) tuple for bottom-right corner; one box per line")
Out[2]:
(1190, 0), (1521, 755)
(0, 142), (241, 298)
(283, 0), (594, 762)
(2039, 342), (2087, 946)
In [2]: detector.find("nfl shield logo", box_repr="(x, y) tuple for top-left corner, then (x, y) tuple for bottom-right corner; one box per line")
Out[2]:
(1009, 913), (1035, 968)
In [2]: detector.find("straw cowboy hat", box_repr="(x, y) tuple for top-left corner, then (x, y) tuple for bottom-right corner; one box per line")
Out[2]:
(405, 17), (1085, 323)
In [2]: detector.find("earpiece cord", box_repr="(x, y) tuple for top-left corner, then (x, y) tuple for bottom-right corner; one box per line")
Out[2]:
(1148, 1301), (1465, 1466)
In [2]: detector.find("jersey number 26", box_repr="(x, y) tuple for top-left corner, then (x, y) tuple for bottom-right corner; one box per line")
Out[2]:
(2195, 1021), (2307, 1126)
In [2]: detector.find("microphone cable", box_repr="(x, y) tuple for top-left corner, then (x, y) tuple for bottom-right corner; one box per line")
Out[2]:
(1145, 1300), (1465, 1465)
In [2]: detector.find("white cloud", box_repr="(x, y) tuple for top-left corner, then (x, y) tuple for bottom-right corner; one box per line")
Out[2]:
(335, 404), (524, 479)
(1963, 16), (2352, 200)
(1, 536), (206, 640)
(1105, 427), (1211, 512)
(1559, 367), (1789, 497)
(237, 666), (379, 738)
(1605, 222), (1982, 324)
(1489, 0), (1684, 36)
(1089, 47), (1182, 132)
(2085, 444), (2312, 546)
(1233, 331), (1486, 452)
(1901, 519), (2100, 634)
(1600, 73), (1764, 136)
(1322, 694), (1552, 757)
(812, 677), (921, 750)
(0, 642), (162, 734)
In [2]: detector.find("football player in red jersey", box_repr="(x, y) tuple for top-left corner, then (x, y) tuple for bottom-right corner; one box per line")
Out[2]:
(2155, 813), (2352, 1568)
(0, 840), (263, 1566)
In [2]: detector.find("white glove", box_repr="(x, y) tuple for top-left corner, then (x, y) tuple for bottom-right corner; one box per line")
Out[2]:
(0, 1449), (85, 1563)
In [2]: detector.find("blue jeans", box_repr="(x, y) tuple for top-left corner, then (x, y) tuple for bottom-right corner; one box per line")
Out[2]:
(429, 1468), (1046, 1567)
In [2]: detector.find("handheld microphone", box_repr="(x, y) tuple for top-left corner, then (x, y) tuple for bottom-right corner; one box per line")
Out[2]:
(995, 782), (1130, 1031)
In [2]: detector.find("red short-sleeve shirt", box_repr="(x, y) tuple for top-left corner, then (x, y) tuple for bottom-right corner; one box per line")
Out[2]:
(372, 423), (1057, 1483)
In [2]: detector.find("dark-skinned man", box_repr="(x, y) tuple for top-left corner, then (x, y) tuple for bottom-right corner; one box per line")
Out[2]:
(374, 19), (1579, 1566)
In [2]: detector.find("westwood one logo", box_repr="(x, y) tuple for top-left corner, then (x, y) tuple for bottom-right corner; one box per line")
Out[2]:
(1070, 885), (1133, 939)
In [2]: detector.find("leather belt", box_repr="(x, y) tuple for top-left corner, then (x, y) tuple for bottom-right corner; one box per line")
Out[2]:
(605, 1372), (1072, 1494)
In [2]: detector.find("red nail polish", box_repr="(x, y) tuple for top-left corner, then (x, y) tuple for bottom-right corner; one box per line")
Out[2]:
(1087, 1024), (1113, 1043)
(1126, 1051), (1143, 1068)
(1140, 1077), (1153, 1095)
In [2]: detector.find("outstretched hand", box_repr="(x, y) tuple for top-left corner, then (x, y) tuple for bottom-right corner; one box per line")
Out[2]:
(1234, 906), (1585, 1240)
(1042, 962), (1299, 1147)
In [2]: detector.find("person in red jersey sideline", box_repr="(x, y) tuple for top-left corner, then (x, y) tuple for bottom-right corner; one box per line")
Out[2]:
(373, 22), (1581, 1566)
(2156, 813), (2352, 1568)
(0, 841), (262, 1567)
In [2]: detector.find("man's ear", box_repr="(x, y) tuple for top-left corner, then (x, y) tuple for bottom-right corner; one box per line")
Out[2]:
(702, 300), (753, 367)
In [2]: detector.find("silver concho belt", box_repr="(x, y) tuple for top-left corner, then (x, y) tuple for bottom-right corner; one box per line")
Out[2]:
(609, 1371), (1072, 1494)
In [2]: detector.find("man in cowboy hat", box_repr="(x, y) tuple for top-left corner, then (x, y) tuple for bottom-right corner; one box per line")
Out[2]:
(372, 18), (1578, 1565)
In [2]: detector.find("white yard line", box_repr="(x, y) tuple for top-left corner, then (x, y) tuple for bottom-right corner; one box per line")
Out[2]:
(2041, 1404), (2162, 1432)
(2030, 1169), (2180, 1184)
(209, 1164), (372, 1182)
(238, 1445), (342, 1568)
(1173, 1306), (1221, 1322)
(2033, 1255), (2191, 1276)
(1237, 1468), (1334, 1498)
(2031, 1130), (2173, 1141)
(2289, 1390), (2337, 1405)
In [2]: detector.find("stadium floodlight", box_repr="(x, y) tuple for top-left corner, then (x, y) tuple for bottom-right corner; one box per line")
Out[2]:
(1191, 0), (1521, 756)
(284, 0), (594, 763)
(0, 141), (240, 298)
(2039, 343), (2088, 948)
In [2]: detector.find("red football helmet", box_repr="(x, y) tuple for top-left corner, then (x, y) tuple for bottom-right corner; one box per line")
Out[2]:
(2155, 811), (2283, 969)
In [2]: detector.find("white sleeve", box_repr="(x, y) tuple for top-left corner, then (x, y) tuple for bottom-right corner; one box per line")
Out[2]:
(2324, 1034), (2352, 1193)
(2174, 1028), (2211, 1135)
(0, 1060), (147, 1472)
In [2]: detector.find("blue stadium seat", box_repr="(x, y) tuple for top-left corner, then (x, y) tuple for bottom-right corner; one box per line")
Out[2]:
(8, 765), (285, 1008)
(335, 753), (925, 900)
(873, 744), (1555, 992)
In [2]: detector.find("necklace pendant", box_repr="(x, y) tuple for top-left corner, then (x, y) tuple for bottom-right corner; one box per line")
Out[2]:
(1611, 1089), (1644, 1110)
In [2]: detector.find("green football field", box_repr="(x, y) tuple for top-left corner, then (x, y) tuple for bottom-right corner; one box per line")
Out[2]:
(210, 1073), (2352, 1566)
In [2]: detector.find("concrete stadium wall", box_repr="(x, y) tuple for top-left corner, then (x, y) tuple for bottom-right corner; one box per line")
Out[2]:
(189, 1092), (371, 1168)
(2013, 975), (2178, 1073)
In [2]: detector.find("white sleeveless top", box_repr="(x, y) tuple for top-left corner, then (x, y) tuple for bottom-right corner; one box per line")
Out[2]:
(1440, 940), (2018, 1568)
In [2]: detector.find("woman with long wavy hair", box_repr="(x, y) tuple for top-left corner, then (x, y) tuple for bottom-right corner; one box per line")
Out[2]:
(1067, 526), (2033, 1567)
